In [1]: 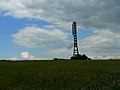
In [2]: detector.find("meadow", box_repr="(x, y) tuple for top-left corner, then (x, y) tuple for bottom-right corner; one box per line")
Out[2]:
(0, 60), (120, 90)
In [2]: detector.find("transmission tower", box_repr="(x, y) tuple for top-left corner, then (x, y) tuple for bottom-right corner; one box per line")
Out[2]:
(71, 21), (90, 60)
(72, 21), (79, 57)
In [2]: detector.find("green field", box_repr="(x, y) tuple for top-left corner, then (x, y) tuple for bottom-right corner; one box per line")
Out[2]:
(0, 60), (120, 90)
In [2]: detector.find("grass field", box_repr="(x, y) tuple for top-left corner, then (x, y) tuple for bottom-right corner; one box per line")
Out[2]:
(0, 60), (120, 90)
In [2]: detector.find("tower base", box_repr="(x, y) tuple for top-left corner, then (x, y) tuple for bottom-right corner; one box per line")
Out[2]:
(70, 54), (91, 60)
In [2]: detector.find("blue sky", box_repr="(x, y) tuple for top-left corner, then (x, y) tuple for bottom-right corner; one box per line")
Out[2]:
(0, 0), (120, 60)
(0, 16), (47, 58)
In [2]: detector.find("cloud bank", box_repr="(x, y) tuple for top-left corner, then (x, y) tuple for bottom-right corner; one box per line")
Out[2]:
(0, 0), (120, 30)
(12, 26), (69, 48)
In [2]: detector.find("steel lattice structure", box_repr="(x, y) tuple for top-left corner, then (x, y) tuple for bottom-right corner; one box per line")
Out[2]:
(72, 21), (79, 57)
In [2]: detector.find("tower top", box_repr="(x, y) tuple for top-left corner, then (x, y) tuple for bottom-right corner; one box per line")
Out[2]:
(73, 21), (76, 24)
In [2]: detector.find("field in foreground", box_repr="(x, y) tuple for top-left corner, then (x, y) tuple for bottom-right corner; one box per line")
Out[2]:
(0, 60), (120, 90)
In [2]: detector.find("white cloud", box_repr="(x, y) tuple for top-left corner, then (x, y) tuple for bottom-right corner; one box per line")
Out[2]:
(78, 30), (120, 59)
(0, 52), (49, 60)
(21, 51), (34, 60)
(12, 26), (69, 48)
(0, 57), (18, 60)
(8, 57), (18, 60)
(0, 0), (120, 31)
(1, 0), (120, 33)
(47, 48), (72, 59)
(20, 51), (50, 60)
(49, 49), (70, 55)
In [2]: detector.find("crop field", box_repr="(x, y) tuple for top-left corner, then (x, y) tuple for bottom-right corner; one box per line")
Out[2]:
(0, 60), (120, 90)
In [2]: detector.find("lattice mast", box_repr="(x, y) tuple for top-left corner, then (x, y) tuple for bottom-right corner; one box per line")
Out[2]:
(72, 21), (79, 57)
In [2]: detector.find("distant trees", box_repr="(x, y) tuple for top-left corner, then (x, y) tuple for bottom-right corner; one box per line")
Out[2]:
(0, 59), (11, 61)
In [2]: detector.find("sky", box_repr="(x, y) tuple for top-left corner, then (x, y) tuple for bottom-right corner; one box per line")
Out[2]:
(0, 0), (120, 60)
